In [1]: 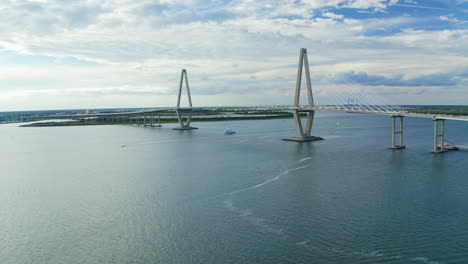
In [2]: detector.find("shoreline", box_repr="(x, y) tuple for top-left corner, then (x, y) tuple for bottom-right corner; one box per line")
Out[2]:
(20, 114), (294, 127)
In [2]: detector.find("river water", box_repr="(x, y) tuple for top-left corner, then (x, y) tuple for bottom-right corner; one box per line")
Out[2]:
(1, 111), (467, 264)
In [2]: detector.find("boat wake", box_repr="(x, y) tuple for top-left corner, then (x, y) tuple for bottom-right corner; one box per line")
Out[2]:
(221, 164), (310, 236)
(295, 157), (313, 163)
(224, 198), (285, 237)
(410, 257), (443, 264)
(228, 165), (309, 196)
(296, 241), (442, 263)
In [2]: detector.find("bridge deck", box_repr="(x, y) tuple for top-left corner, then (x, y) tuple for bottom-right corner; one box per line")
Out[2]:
(32, 106), (468, 122)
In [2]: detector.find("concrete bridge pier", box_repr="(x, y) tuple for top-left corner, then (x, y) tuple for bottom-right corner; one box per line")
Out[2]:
(284, 109), (323, 142)
(432, 119), (445, 153)
(283, 48), (323, 142)
(389, 115), (406, 150)
(431, 118), (454, 153)
(143, 114), (151, 127)
(151, 112), (162, 127)
(173, 109), (197, 130)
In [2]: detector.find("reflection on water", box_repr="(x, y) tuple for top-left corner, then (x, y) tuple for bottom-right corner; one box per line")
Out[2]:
(1, 111), (468, 264)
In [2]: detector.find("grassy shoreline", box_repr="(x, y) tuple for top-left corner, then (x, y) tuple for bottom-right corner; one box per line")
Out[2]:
(408, 106), (468, 116)
(20, 114), (294, 127)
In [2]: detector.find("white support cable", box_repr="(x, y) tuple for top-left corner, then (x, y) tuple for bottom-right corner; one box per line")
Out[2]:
(330, 76), (375, 112)
(326, 79), (364, 111)
(326, 83), (350, 110)
(314, 87), (321, 108)
(358, 88), (401, 113)
(334, 78), (397, 113)
(323, 77), (360, 109)
(335, 75), (404, 113)
(321, 79), (355, 110)
(309, 79), (332, 108)
(333, 78), (389, 113)
(317, 81), (347, 109)
(335, 79), (390, 113)
(338, 80), (390, 113)
(354, 85), (403, 113)
(327, 77), (380, 112)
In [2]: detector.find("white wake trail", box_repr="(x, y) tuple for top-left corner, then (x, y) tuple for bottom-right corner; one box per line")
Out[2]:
(219, 164), (309, 237)
(229, 165), (310, 196)
(295, 157), (313, 164)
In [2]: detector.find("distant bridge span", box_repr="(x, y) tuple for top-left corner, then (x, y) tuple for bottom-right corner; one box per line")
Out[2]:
(36, 48), (468, 153)
(47, 106), (468, 122)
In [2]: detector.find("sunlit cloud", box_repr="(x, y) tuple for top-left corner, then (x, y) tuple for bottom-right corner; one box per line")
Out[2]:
(0, 0), (466, 110)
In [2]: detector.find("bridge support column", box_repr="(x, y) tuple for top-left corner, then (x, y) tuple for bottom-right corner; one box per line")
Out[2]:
(389, 115), (406, 150)
(173, 69), (198, 130)
(431, 117), (459, 153)
(283, 48), (323, 142)
(151, 112), (162, 127)
(143, 114), (152, 127)
(432, 118), (450, 153)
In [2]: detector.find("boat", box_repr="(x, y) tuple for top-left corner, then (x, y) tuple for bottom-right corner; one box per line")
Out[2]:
(224, 128), (236, 135)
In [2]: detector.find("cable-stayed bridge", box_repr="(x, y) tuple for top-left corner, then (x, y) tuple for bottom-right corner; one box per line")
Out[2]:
(40, 48), (468, 153)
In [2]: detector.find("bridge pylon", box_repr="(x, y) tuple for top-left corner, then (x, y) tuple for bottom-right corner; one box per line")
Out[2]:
(173, 69), (198, 130)
(283, 48), (323, 142)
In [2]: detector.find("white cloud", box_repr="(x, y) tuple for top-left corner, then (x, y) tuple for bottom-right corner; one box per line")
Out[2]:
(440, 14), (467, 26)
(322, 11), (345, 19)
(0, 0), (466, 110)
(343, 0), (388, 9)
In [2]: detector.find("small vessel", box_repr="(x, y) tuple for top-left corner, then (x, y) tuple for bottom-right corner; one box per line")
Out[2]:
(224, 128), (236, 135)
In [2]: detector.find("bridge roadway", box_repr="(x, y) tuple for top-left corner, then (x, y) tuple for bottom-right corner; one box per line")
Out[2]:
(34, 106), (468, 122)
(29, 105), (466, 154)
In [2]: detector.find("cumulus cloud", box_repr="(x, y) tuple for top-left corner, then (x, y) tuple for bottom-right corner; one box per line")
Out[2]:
(0, 0), (466, 110)
(332, 70), (466, 86)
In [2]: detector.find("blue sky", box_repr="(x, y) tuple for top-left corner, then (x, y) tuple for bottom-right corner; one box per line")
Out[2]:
(0, 0), (466, 110)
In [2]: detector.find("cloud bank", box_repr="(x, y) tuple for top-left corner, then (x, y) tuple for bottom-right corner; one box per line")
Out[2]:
(0, 0), (466, 110)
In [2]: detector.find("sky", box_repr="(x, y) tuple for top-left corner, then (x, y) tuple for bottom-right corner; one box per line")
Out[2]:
(0, 0), (467, 111)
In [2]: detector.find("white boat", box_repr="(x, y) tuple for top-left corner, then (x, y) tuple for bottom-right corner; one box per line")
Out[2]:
(224, 128), (236, 135)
